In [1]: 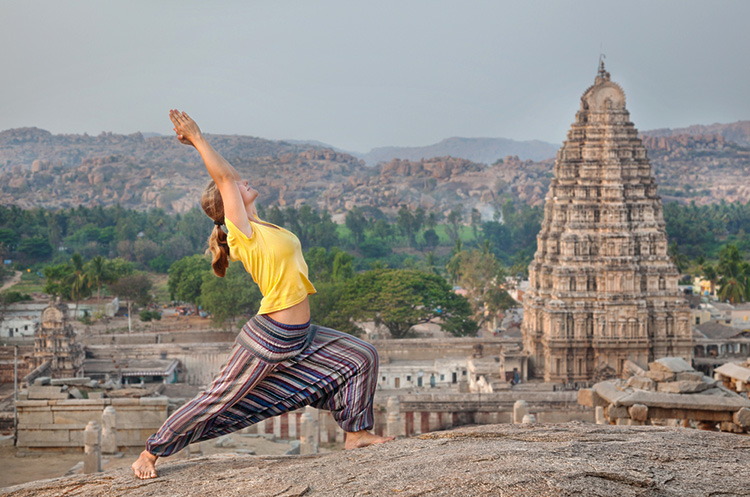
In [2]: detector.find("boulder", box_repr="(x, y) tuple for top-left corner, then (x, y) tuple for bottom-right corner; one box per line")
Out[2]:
(645, 370), (675, 382)
(657, 381), (711, 394)
(627, 376), (656, 391)
(650, 357), (694, 373)
(675, 372), (705, 382)
(734, 407), (750, 428)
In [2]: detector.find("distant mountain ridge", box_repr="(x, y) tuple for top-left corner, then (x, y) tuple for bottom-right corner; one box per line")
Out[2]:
(641, 120), (750, 148)
(360, 136), (560, 165)
(1, 120), (748, 215)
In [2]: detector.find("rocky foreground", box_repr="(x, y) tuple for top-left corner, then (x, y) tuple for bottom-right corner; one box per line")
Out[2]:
(2, 423), (749, 497)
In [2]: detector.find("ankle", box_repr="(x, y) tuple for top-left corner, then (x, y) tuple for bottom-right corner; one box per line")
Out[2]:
(141, 450), (158, 461)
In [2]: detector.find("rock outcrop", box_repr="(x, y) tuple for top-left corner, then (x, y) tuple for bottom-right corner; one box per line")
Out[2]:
(2, 423), (749, 496)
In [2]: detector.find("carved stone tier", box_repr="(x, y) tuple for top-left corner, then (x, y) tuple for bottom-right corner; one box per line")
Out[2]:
(521, 63), (692, 383)
(27, 298), (84, 378)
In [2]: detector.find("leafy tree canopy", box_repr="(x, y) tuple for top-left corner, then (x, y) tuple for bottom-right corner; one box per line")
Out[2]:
(341, 269), (477, 338)
(168, 254), (211, 305)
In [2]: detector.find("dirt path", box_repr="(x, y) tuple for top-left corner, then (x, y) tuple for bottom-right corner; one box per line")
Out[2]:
(0, 271), (21, 293)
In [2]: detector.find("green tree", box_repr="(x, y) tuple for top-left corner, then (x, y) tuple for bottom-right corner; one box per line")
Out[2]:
(447, 245), (515, 328)
(110, 272), (153, 329)
(43, 263), (75, 298)
(717, 244), (749, 304)
(701, 262), (718, 295)
(470, 208), (482, 240)
(168, 254), (211, 308)
(309, 281), (360, 335)
(446, 207), (463, 243)
(200, 262), (262, 327)
(668, 242), (689, 274)
(423, 229), (440, 252)
(397, 205), (417, 247)
(345, 206), (368, 246)
(341, 269), (477, 338)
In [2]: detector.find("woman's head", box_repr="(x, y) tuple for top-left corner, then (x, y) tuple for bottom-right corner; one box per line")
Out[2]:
(201, 181), (229, 277)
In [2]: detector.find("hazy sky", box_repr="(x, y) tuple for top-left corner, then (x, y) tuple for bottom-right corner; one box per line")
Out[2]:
(2, 1), (749, 152)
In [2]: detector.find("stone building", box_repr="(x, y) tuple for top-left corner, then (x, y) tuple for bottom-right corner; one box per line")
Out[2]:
(522, 63), (692, 382)
(26, 298), (84, 379)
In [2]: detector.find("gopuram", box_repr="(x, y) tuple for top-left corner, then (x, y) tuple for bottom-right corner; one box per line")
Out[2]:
(26, 298), (84, 379)
(521, 62), (692, 383)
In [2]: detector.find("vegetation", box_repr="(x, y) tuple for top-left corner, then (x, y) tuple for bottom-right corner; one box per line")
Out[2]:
(7, 197), (750, 331)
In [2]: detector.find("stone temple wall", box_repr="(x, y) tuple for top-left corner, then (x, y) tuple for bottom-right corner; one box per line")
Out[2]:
(522, 64), (692, 383)
(16, 396), (168, 450)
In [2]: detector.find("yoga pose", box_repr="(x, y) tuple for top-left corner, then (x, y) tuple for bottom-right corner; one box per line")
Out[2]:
(132, 110), (391, 479)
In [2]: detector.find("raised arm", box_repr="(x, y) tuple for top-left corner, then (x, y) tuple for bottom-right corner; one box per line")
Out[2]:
(169, 110), (253, 238)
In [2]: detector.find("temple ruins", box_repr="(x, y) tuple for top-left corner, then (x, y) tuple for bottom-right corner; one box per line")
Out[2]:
(522, 62), (692, 382)
(25, 298), (84, 381)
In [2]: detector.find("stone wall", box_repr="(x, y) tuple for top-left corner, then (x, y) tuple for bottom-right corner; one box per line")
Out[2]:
(372, 337), (507, 363)
(85, 343), (233, 386)
(239, 391), (593, 442)
(16, 396), (168, 450)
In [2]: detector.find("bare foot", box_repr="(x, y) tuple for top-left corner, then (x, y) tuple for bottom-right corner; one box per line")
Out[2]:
(344, 430), (395, 450)
(131, 450), (158, 479)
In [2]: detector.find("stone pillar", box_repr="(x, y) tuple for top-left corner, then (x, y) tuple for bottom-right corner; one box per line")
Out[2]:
(256, 418), (267, 436)
(386, 396), (402, 439)
(335, 426), (345, 443)
(83, 421), (102, 474)
(628, 404), (648, 426)
(273, 415), (282, 439)
(428, 412), (440, 432)
(595, 406), (606, 425)
(300, 406), (318, 455)
(441, 411), (453, 430)
(413, 412), (423, 435)
(101, 406), (117, 455)
(288, 412), (297, 440)
(319, 412), (329, 444)
(513, 400), (529, 424)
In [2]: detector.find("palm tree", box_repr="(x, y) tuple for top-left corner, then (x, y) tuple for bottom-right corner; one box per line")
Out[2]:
(702, 263), (718, 296)
(668, 242), (689, 274)
(68, 253), (91, 319)
(717, 244), (748, 304)
(85, 256), (108, 302)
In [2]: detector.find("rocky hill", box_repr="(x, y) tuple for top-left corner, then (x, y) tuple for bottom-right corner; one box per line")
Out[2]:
(641, 133), (750, 205)
(361, 136), (559, 165)
(0, 125), (748, 217)
(643, 120), (750, 148)
(2, 423), (748, 496)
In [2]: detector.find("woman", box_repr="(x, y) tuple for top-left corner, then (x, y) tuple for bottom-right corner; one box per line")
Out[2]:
(132, 110), (391, 479)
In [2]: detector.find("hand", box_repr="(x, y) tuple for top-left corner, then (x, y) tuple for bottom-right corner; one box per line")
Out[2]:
(169, 109), (203, 147)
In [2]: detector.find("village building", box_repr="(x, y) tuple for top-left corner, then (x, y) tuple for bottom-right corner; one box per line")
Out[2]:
(522, 63), (692, 382)
(692, 322), (750, 375)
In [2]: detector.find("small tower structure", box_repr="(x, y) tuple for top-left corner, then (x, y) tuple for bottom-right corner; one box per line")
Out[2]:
(521, 63), (692, 383)
(28, 298), (84, 378)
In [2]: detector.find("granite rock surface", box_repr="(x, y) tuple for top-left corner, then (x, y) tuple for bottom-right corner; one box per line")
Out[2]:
(2, 423), (749, 497)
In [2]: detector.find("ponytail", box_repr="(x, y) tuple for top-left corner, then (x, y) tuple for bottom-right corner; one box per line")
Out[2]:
(201, 180), (229, 277)
(208, 223), (230, 277)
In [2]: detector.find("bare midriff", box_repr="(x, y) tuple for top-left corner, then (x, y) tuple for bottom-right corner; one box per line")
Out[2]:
(264, 296), (311, 325)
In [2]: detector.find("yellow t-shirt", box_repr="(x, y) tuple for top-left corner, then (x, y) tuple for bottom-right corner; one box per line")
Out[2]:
(224, 217), (316, 315)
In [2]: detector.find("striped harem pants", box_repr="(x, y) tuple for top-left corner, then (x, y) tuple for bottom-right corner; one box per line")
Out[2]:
(146, 314), (379, 457)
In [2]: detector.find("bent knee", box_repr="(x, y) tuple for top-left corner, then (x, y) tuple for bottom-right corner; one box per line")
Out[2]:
(354, 341), (379, 376)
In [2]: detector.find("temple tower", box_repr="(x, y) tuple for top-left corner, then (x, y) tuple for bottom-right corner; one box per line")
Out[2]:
(521, 63), (692, 383)
(27, 298), (84, 378)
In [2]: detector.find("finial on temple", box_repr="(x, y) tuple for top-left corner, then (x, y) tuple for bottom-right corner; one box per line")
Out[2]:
(597, 54), (610, 81)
